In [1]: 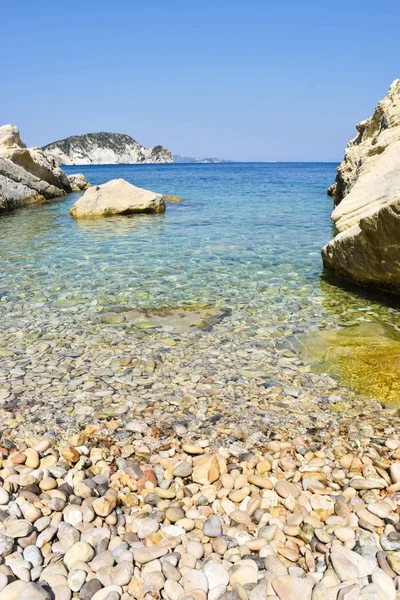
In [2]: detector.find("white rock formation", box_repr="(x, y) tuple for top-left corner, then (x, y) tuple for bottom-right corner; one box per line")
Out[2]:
(0, 124), (90, 212)
(68, 173), (92, 191)
(0, 124), (26, 149)
(43, 132), (173, 165)
(328, 79), (400, 231)
(322, 80), (400, 292)
(69, 178), (166, 218)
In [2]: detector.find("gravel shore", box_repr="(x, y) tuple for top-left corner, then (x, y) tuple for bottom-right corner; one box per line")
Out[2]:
(1, 430), (400, 599)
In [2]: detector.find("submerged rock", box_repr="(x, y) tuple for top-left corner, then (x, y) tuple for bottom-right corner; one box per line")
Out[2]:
(282, 322), (400, 405)
(322, 80), (400, 292)
(164, 194), (184, 203)
(69, 178), (165, 218)
(98, 304), (231, 331)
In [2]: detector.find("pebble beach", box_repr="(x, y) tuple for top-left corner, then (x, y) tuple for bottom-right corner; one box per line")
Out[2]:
(1, 430), (400, 599)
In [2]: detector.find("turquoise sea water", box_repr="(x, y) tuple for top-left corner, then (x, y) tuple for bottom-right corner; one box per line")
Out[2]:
(1, 162), (400, 343)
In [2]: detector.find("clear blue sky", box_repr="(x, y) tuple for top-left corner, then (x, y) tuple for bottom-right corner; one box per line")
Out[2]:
(2, 0), (399, 161)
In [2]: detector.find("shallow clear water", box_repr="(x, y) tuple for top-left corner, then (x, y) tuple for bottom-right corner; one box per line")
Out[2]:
(1, 162), (400, 357)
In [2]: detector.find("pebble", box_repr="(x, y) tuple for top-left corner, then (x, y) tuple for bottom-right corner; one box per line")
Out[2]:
(24, 448), (40, 469)
(311, 582), (328, 600)
(133, 547), (168, 563)
(229, 565), (257, 586)
(0, 535), (14, 557)
(247, 474), (272, 489)
(67, 569), (87, 592)
(23, 545), (43, 568)
(204, 563), (230, 589)
(80, 579), (103, 600)
(331, 552), (359, 582)
(15, 583), (50, 599)
(390, 462), (400, 484)
(6, 521), (32, 539)
(97, 561), (134, 586)
(91, 587), (123, 600)
(0, 576), (6, 594)
(272, 576), (314, 600)
(172, 462), (193, 477)
(166, 507), (185, 523)
(371, 567), (396, 600)
(0, 489), (9, 505)
(164, 580), (184, 600)
(0, 581), (27, 600)
(52, 587), (72, 600)
(64, 542), (95, 569)
(275, 481), (299, 499)
(203, 516), (222, 538)
(183, 569), (209, 593)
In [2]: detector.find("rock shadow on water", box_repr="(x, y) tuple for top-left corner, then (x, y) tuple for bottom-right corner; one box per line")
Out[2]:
(321, 268), (400, 307)
(280, 321), (400, 406)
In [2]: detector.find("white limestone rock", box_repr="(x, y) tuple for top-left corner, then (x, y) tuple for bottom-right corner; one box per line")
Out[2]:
(68, 173), (91, 191)
(69, 178), (165, 218)
(0, 124), (26, 149)
(322, 80), (400, 292)
(0, 124), (89, 212)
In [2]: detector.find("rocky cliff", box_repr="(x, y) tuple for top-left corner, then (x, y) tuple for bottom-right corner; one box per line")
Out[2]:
(322, 80), (400, 292)
(0, 124), (90, 212)
(43, 132), (173, 165)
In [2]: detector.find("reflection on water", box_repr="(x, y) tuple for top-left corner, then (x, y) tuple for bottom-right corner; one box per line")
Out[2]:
(1, 162), (400, 403)
(72, 212), (167, 234)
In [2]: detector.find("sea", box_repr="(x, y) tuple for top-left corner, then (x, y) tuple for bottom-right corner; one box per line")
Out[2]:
(1, 162), (400, 402)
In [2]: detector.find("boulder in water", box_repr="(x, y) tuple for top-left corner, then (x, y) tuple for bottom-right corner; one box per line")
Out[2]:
(69, 178), (166, 218)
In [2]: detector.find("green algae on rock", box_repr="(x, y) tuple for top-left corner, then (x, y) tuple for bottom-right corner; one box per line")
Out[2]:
(280, 322), (400, 405)
(163, 194), (184, 203)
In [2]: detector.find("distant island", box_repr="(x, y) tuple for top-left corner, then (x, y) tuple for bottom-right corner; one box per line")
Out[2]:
(41, 132), (232, 166)
(173, 155), (233, 164)
(42, 132), (173, 165)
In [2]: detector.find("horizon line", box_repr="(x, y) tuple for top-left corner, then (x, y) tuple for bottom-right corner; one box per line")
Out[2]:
(62, 160), (341, 166)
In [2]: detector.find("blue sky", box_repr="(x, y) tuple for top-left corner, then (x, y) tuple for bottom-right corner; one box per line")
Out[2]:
(2, 0), (399, 161)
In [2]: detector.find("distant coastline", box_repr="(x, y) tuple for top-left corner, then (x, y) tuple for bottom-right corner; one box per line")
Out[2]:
(173, 154), (233, 164)
(41, 131), (235, 166)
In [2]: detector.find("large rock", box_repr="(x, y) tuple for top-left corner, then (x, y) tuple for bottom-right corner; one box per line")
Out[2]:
(322, 80), (400, 292)
(0, 157), (67, 211)
(69, 178), (166, 218)
(0, 124), (90, 212)
(1, 146), (71, 191)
